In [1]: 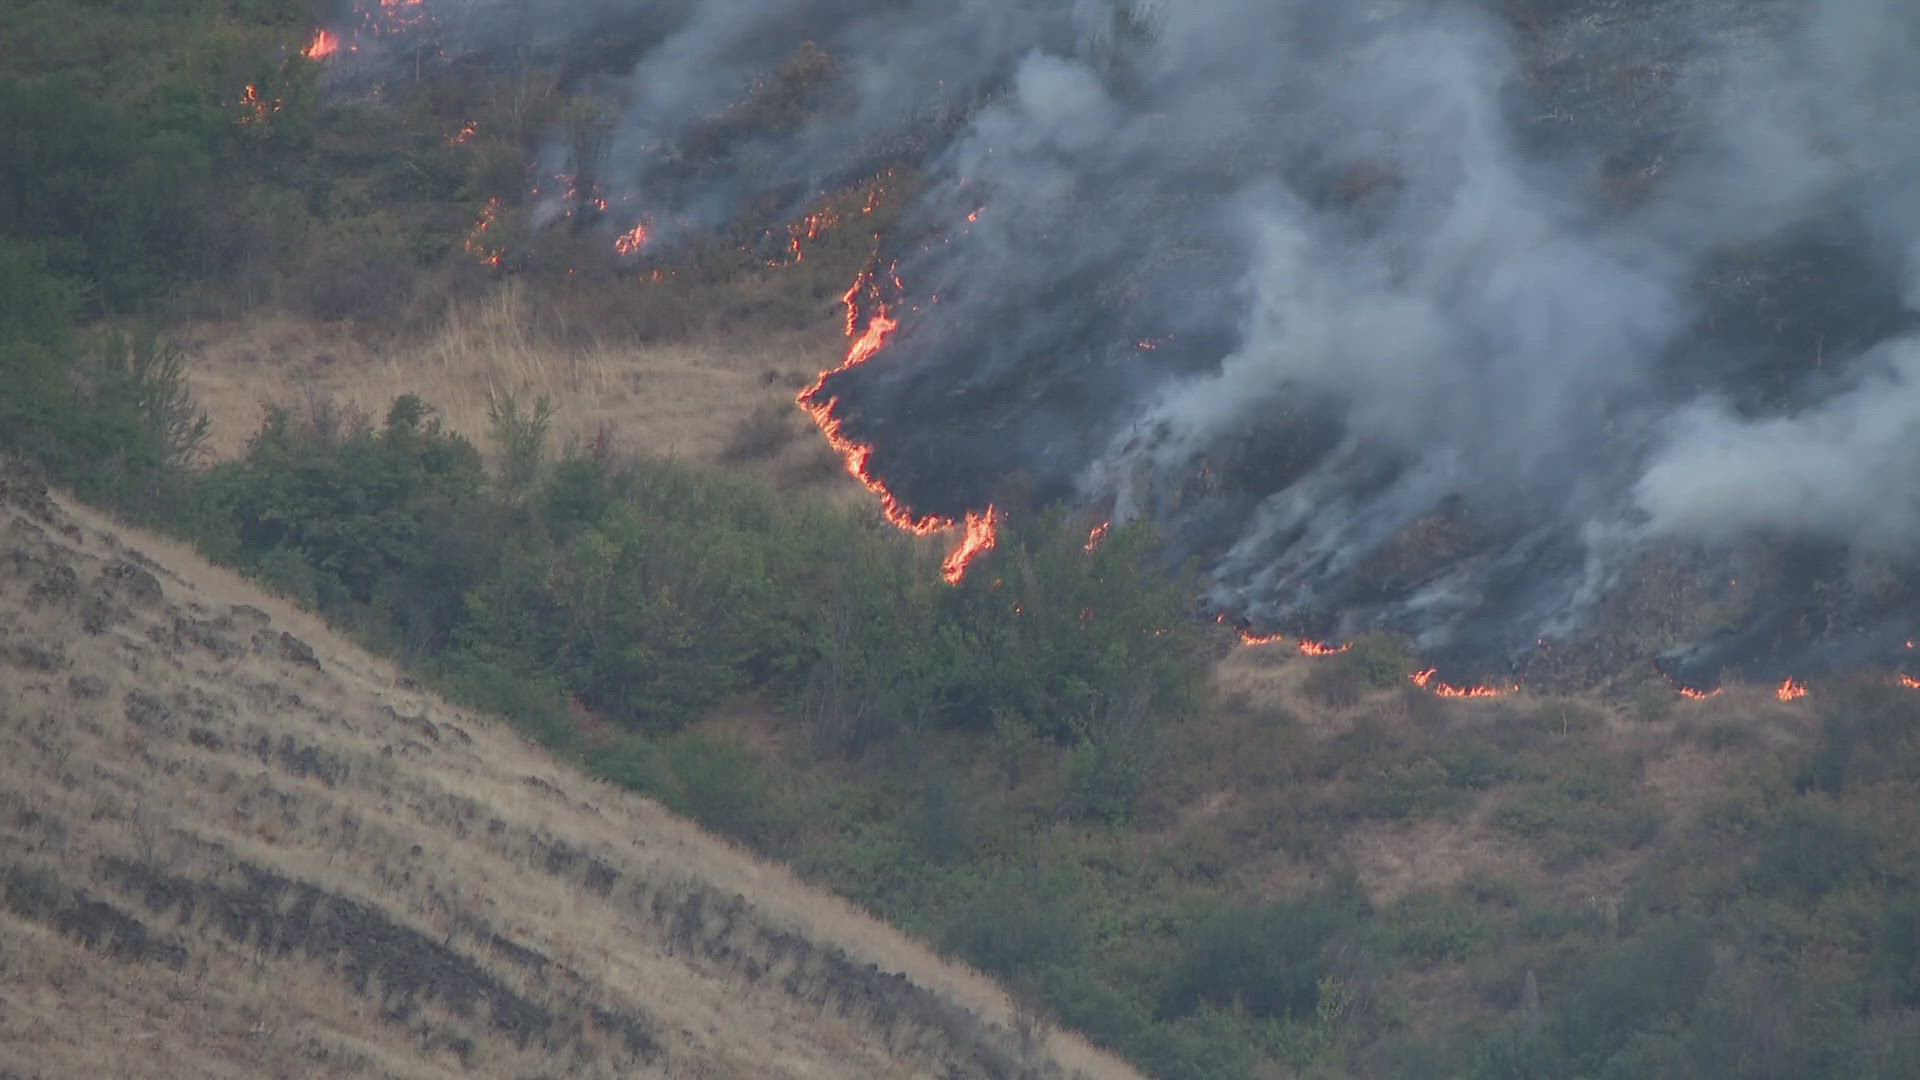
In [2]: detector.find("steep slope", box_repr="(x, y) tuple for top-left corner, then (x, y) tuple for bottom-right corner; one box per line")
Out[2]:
(0, 462), (1136, 1080)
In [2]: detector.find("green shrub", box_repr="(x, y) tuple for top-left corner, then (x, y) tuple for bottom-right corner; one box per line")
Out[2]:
(661, 733), (782, 846)
(1160, 885), (1366, 1022)
(1748, 804), (1874, 902)
(939, 863), (1090, 978)
(1384, 889), (1498, 963)
(1552, 918), (1715, 1075)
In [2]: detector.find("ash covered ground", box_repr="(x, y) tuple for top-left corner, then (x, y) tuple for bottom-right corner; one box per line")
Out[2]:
(329, 0), (1920, 687)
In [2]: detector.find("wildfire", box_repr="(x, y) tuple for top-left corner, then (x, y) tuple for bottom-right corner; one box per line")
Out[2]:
(1410, 668), (1514, 698)
(796, 267), (998, 582)
(613, 222), (650, 256)
(237, 85), (282, 125)
(1297, 639), (1349, 656)
(464, 197), (505, 267)
(1677, 686), (1723, 701)
(941, 510), (1000, 585)
(1085, 521), (1111, 552)
(782, 210), (840, 265)
(1226, 620), (1351, 655)
(1900, 675), (1920, 690)
(303, 29), (339, 59)
(1775, 677), (1809, 702)
(449, 121), (477, 146)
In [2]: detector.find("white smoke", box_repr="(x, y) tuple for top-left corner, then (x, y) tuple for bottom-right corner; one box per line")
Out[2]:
(337, 0), (1920, 663)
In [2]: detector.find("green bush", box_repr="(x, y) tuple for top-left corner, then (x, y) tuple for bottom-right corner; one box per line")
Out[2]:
(1748, 804), (1874, 902)
(1160, 885), (1366, 1022)
(205, 394), (487, 615)
(660, 733), (782, 846)
(932, 511), (1203, 742)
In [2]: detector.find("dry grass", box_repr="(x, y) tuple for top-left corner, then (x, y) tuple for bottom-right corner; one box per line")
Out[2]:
(0, 473), (1141, 1079)
(181, 283), (844, 481)
(1199, 636), (1820, 917)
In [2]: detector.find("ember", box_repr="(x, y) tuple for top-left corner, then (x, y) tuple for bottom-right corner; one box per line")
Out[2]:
(613, 223), (649, 256)
(238, 85), (282, 125)
(464, 197), (505, 267)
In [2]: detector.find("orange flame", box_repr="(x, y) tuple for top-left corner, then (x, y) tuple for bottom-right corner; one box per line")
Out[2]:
(613, 222), (649, 256)
(303, 29), (339, 59)
(237, 85), (282, 125)
(1410, 668), (1514, 698)
(942, 509), (999, 585)
(1775, 678), (1808, 702)
(449, 121), (477, 145)
(1900, 675), (1920, 690)
(797, 268), (998, 581)
(1085, 521), (1111, 552)
(779, 210), (840, 265)
(464, 197), (505, 267)
(1297, 639), (1349, 656)
(1677, 686), (1722, 701)
(1227, 619), (1349, 655)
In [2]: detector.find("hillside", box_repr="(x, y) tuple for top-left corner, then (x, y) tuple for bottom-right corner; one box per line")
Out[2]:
(0, 462), (1135, 1080)
(10, 0), (1920, 1076)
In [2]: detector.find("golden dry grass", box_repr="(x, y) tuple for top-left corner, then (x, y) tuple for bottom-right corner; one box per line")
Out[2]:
(180, 283), (848, 482)
(1203, 638), (1817, 912)
(0, 471), (1141, 1080)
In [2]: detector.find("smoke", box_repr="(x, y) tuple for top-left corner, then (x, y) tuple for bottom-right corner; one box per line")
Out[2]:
(336, 0), (1920, 678)
(1635, 338), (1920, 547)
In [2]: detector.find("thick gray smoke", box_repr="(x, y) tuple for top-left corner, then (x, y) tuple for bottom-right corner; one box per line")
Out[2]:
(336, 0), (1920, 678)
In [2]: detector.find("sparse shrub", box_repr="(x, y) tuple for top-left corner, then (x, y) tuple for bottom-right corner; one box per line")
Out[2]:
(939, 864), (1089, 979)
(1304, 632), (1415, 707)
(1747, 803), (1874, 902)
(720, 402), (799, 462)
(1799, 675), (1920, 794)
(2, 864), (66, 919)
(486, 390), (556, 499)
(905, 775), (973, 865)
(661, 733), (781, 846)
(1160, 884), (1367, 1022)
(1060, 732), (1150, 824)
(589, 733), (670, 794)
(1550, 918), (1716, 1076)
(1383, 889), (1498, 963)
(1628, 678), (1676, 721)
(1492, 752), (1664, 867)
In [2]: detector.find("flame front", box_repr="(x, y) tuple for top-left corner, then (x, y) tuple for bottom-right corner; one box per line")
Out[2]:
(1677, 686), (1722, 701)
(464, 197), (505, 267)
(1776, 677), (1808, 702)
(1084, 521), (1111, 552)
(796, 269), (998, 581)
(304, 29), (339, 59)
(941, 510), (1000, 585)
(613, 222), (649, 256)
(1410, 668), (1514, 698)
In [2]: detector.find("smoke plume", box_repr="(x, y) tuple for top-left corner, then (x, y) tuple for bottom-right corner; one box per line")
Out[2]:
(334, 0), (1920, 682)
